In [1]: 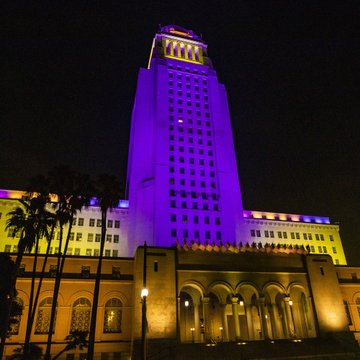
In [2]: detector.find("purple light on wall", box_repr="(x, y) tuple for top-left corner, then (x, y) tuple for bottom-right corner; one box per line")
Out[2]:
(126, 25), (244, 255)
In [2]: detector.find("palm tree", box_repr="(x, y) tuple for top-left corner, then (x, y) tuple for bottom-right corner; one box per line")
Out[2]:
(0, 254), (18, 358)
(4, 195), (54, 357)
(9, 343), (44, 360)
(52, 330), (88, 360)
(87, 174), (122, 360)
(45, 167), (92, 359)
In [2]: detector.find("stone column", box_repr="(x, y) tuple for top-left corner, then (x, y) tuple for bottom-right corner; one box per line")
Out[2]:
(194, 302), (200, 342)
(245, 304), (254, 340)
(268, 303), (277, 339)
(284, 297), (294, 338)
(170, 41), (174, 57)
(221, 304), (229, 341)
(258, 297), (269, 339)
(203, 296), (210, 342)
(231, 297), (241, 340)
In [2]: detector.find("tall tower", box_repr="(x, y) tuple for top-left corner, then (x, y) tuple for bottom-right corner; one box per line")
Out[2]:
(127, 25), (244, 255)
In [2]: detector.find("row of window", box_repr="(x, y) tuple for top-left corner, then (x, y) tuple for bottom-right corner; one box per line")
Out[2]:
(169, 166), (215, 178)
(168, 81), (208, 93)
(169, 189), (218, 200)
(169, 134), (213, 145)
(168, 72), (207, 84)
(168, 107), (210, 118)
(250, 230), (334, 241)
(169, 114), (210, 124)
(11, 297), (122, 336)
(168, 89), (208, 101)
(309, 245), (337, 255)
(168, 64), (207, 75)
(170, 228), (222, 240)
(168, 97), (209, 109)
(74, 218), (120, 228)
(170, 214), (221, 225)
(169, 143), (214, 156)
(169, 125), (212, 136)
(170, 200), (219, 211)
(169, 178), (217, 189)
(3, 245), (120, 258)
(168, 155), (214, 166)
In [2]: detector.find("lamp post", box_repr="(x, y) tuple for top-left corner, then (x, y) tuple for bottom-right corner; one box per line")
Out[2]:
(219, 326), (223, 342)
(289, 299), (296, 338)
(184, 300), (189, 341)
(190, 327), (195, 343)
(141, 241), (148, 360)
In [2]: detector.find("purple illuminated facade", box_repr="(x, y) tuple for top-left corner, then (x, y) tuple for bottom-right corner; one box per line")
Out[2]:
(127, 25), (244, 254)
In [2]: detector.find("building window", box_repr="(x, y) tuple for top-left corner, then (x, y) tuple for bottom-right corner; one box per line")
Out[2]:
(320, 234), (324, 241)
(78, 218), (84, 226)
(70, 298), (91, 332)
(329, 234), (334, 241)
(315, 234), (320, 241)
(308, 233), (312, 240)
(318, 246), (323, 253)
(310, 246), (315, 252)
(105, 250), (111, 257)
(95, 234), (101, 242)
(87, 234), (93, 242)
(296, 233), (300, 240)
(171, 229), (176, 237)
(323, 246), (327, 253)
(250, 230), (256, 237)
(74, 248), (80, 256)
(10, 297), (23, 335)
(290, 232), (295, 239)
(332, 246), (337, 254)
(113, 235), (119, 243)
(69, 232), (75, 241)
(303, 233), (308, 240)
(264, 230), (269, 238)
(278, 231), (282, 239)
(113, 250), (118, 257)
(86, 249), (92, 256)
(205, 231), (211, 239)
(94, 249), (100, 257)
(204, 216), (210, 224)
(76, 233), (82, 242)
(35, 297), (54, 334)
(106, 235), (112, 243)
(103, 298), (122, 333)
(97, 219), (102, 227)
(283, 232), (287, 239)
(107, 220), (113, 228)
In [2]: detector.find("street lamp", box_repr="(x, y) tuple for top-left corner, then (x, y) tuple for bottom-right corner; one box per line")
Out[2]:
(190, 327), (195, 343)
(185, 300), (189, 307)
(219, 326), (223, 342)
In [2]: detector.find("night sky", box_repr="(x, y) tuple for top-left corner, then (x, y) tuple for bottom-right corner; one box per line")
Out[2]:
(2, 1), (359, 264)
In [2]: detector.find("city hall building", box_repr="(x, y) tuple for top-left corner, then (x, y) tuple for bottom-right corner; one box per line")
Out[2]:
(1, 25), (359, 359)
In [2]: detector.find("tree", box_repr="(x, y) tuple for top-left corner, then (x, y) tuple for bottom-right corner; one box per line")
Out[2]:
(87, 174), (122, 360)
(45, 167), (92, 359)
(0, 254), (18, 357)
(2, 195), (54, 358)
(8, 343), (44, 360)
(52, 331), (88, 360)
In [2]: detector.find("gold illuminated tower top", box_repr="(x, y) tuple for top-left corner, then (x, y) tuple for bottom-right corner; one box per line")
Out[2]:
(148, 25), (212, 67)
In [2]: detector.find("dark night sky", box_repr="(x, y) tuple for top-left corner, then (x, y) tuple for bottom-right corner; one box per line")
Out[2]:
(1, 1), (359, 264)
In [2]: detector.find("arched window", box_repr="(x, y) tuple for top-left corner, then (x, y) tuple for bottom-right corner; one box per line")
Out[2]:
(104, 298), (122, 333)
(356, 297), (360, 319)
(70, 298), (91, 332)
(10, 297), (23, 335)
(35, 297), (54, 334)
